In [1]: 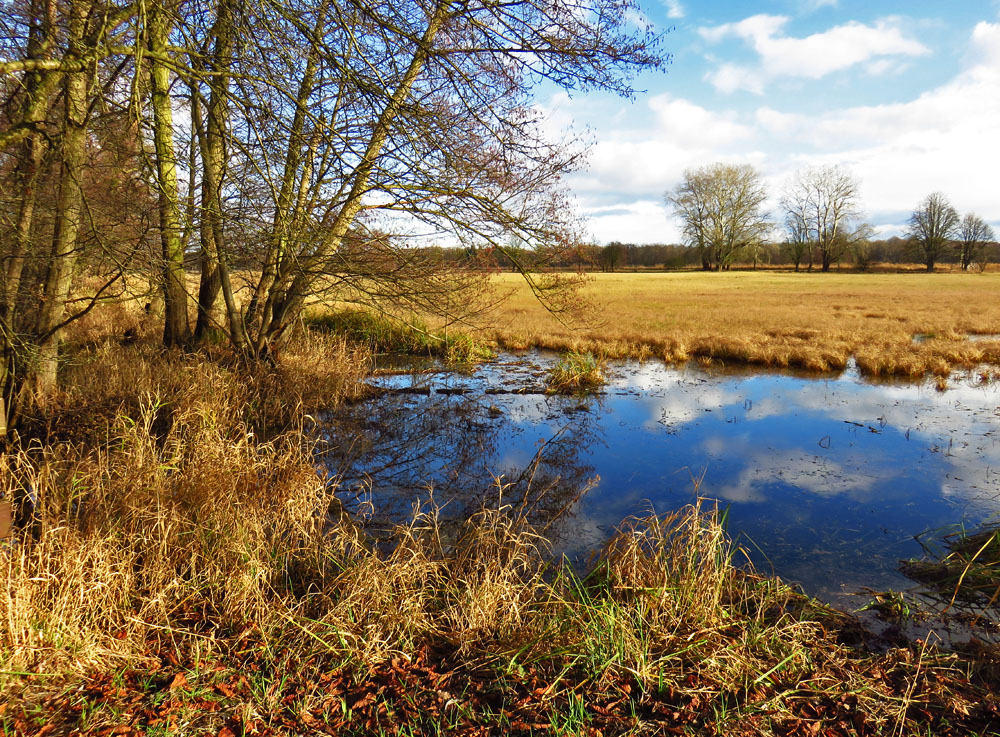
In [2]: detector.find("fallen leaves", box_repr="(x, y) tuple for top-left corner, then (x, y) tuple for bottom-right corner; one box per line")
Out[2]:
(4, 626), (1000, 736)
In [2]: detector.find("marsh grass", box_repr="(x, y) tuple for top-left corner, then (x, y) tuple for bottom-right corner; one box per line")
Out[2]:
(3, 299), (1000, 734)
(546, 351), (605, 393)
(485, 272), (1000, 379)
(306, 308), (494, 364)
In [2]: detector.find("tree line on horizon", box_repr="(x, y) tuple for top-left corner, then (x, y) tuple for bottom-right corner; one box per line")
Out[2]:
(437, 163), (997, 274)
(663, 163), (995, 274)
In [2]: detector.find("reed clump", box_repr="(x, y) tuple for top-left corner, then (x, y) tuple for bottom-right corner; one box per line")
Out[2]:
(546, 351), (606, 393)
(6, 470), (997, 733)
(306, 307), (494, 364)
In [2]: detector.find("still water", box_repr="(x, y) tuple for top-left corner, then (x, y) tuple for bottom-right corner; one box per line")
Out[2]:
(321, 353), (1000, 608)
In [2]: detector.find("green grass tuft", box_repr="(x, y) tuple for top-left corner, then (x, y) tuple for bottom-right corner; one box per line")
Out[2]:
(306, 308), (494, 363)
(546, 351), (605, 393)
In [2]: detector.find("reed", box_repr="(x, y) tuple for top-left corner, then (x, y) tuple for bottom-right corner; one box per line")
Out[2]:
(546, 351), (605, 393)
(3, 297), (1000, 734)
(306, 308), (494, 364)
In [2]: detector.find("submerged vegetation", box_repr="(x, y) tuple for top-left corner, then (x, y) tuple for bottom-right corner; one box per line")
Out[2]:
(903, 522), (1000, 613)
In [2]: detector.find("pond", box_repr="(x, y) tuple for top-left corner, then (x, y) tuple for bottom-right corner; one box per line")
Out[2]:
(320, 352), (1000, 610)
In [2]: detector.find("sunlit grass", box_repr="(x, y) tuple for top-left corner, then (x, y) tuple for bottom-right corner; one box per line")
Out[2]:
(3, 292), (1000, 733)
(546, 351), (605, 393)
(483, 271), (1000, 378)
(306, 307), (495, 364)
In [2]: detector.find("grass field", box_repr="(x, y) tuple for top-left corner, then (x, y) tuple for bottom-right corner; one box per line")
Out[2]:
(482, 271), (1000, 378)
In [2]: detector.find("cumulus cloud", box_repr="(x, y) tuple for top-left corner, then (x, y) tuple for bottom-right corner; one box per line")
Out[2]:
(662, 0), (683, 19)
(800, 0), (838, 10)
(699, 15), (929, 94)
(754, 20), (1000, 215)
(566, 93), (753, 199)
(580, 200), (675, 243)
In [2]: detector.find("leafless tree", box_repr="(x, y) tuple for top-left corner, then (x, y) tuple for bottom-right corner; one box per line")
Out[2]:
(781, 165), (864, 272)
(908, 192), (959, 272)
(666, 163), (770, 271)
(957, 213), (995, 271)
(0, 0), (667, 432)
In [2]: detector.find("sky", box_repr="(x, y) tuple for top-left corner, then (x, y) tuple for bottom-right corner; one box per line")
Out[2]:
(546, 0), (1000, 244)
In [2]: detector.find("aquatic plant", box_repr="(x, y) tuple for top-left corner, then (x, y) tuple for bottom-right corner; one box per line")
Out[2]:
(903, 521), (1000, 612)
(546, 351), (605, 393)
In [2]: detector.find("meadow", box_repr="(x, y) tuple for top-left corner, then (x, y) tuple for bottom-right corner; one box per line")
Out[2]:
(484, 270), (1000, 378)
(2, 274), (1000, 735)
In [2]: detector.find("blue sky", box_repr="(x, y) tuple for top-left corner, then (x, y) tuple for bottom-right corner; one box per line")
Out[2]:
(547, 0), (1000, 243)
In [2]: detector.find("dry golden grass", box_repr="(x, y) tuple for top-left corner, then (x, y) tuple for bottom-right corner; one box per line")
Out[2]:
(3, 295), (1000, 733)
(482, 271), (1000, 377)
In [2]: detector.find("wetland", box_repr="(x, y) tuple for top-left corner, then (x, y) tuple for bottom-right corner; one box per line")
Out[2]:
(326, 352), (1000, 610)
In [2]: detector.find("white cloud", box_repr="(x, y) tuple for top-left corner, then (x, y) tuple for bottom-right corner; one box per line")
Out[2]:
(699, 15), (930, 94)
(801, 0), (837, 10)
(753, 21), (1000, 216)
(572, 19), (1000, 242)
(582, 200), (675, 244)
(663, 0), (684, 20)
(864, 58), (910, 77)
(571, 93), (753, 199)
(556, 93), (757, 242)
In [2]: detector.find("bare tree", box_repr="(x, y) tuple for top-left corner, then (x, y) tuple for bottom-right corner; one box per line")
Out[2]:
(781, 207), (811, 272)
(0, 0), (666, 431)
(0, 0), (151, 432)
(957, 213), (995, 271)
(908, 193), (959, 272)
(666, 163), (769, 271)
(781, 165), (864, 272)
(598, 242), (625, 272)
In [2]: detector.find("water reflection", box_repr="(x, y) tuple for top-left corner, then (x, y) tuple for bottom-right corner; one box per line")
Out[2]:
(321, 385), (602, 549)
(320, 353), (1000, 608)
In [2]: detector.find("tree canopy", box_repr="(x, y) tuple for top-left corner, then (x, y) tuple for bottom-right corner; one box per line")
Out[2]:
(907, 193), (960, 272)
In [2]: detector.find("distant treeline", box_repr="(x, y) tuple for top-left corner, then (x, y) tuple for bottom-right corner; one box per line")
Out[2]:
(425, 238), (1000, 273)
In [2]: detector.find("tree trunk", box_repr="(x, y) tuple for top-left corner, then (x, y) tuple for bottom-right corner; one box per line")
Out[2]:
(244, 0), (329, 339)
(193, 0), (235, 344)
(191, 92), (223, 343)
(33, 0), (92, 399)
(1, 0), (56, 432)
(149, 0), (191, 347)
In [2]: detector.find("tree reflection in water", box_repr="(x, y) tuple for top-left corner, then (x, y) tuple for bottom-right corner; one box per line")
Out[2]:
(319, 391), (600, 548)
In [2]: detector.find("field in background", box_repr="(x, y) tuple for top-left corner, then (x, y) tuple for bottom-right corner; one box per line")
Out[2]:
(483, 271), (1000, 377)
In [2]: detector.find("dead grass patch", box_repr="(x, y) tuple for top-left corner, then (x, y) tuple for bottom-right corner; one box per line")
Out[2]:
(482, 272), (1000, 379)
